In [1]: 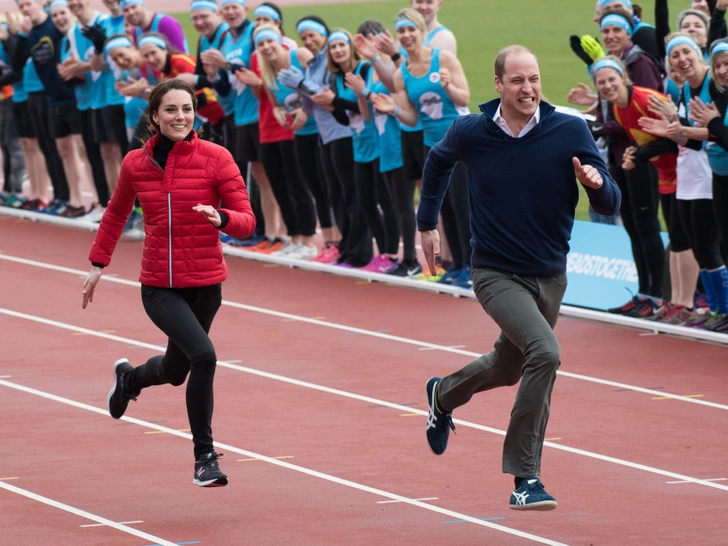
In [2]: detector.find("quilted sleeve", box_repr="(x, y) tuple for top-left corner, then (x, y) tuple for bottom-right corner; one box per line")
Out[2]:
(88, 154), (139, 266)
(214, 147), (257, 239)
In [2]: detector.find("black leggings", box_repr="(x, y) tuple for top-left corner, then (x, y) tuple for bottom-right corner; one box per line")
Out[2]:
(260, 139), (316, 237)
(295, 133), (333, 229)
(383, 167), (417, 263)
(353, 158), (399, 255)
(79, 109), (109, 206)
(612, 162), (664, 297)
(319, 137), (372, 266)
(27, 92), (69, 201)
(424, 145), (472, 269)
(678, 198), (723, 270)
(660, 193), (690, 252)
(128, 284), (222, 460)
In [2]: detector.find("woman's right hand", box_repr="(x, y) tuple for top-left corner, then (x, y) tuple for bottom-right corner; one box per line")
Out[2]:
(370, 93), (396, 114)
(566, 82), (596, 106)
(82, 266), (104, 309)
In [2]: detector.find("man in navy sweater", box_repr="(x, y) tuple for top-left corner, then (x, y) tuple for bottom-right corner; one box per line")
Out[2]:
(421, 45), (620, 511)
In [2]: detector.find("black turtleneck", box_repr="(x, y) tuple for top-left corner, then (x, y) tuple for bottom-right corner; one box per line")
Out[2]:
(152, 131), (229, 229)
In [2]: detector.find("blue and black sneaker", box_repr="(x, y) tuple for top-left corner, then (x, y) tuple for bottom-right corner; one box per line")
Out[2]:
(107, 358), (139, 419)
(425, 377), (455, 455)
(509, 478), (557, 511)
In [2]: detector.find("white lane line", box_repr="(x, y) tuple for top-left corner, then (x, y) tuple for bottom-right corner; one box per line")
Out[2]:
(0, 481), (177, 546)
(1, 308), (727, 493)
(80, 520), (144, 528)
(377, 497), (438, 504)
(666, 478), (727, 484)
(1, 253), (726, 412)
(0, 378), (568, 546)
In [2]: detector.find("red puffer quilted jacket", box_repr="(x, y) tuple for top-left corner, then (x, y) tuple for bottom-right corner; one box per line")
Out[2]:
(89, 132), (256, 288)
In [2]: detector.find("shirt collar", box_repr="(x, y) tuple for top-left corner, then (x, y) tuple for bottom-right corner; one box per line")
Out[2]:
(493, 104), (540, 137)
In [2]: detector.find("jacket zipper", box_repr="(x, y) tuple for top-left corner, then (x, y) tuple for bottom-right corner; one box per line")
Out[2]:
(143, 147), (172, 287)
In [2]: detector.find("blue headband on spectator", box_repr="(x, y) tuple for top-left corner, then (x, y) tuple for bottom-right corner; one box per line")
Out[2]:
(220, 0), (245, 6)
(666, 35), (701, 57)
(712, 42), (728, 57)
(599, 0), (632, 9)
(395, 18), (417, 30)
(139, 35), (167, 49)
(591, 58), (624, 77)
(600, 13), (633, 35)
(328, 31), (350, 45)
(297, 19), (327, 37)
(254, 28), (281, 46)
(254, 5), (280, 21)
(49, 0), (67, 9)
(120, 0), (144, 7)
(190, 0), (218, 12)
(104, 35), (134, 54)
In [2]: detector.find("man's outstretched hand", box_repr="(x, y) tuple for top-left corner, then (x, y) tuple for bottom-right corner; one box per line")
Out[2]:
(573, 157), (603, 189)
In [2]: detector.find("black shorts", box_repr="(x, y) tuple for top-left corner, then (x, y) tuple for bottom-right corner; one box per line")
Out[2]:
(92, 105), (124, 143)
(12, 101), (34, 139)
(235, 121), (260, 164)
(48, 103), (82, 139)
(401, 129), (425, 181)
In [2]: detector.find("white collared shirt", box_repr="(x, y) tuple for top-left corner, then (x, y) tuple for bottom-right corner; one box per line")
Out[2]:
(493, 104), (541, 138)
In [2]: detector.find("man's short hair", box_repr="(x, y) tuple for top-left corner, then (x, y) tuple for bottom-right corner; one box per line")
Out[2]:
(494, 45), (536, 79)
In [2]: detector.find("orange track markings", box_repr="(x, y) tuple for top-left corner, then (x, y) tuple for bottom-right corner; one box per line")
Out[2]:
(400, 413), (422, 417)
(282, 316), (325, 322)
(652, 394), (705, 400)
(72, 330), (116, 336)
(144, 428), (190, 435)
(0, 477), (18, 481)
(236, 456), (293, 462)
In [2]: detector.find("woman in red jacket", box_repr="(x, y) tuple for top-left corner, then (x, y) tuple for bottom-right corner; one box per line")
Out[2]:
(81, 79), (256, 488)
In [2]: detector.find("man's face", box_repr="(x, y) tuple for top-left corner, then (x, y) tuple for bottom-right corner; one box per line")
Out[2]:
(17, 0), (41, 20)
(191, 8), (218, 36)
(410, 0), (441, 25)
(67, 0), (88, 18)
(123, 3), (144, 26)
(494, 52), (542, 123)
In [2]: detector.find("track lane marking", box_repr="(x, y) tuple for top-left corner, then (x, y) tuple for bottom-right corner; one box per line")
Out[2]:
(1, 307), (727, 493)
(0, 481), (178, 546)
(1, 253), (726, 412)
(0, 377), (568, 546)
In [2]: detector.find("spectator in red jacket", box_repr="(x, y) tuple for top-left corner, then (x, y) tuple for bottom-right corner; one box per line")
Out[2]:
(82, 79), (256, 488)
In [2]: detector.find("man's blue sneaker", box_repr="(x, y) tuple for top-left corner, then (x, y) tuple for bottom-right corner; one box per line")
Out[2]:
(509, 478), (557, 511)
(425, 377), (455, 455)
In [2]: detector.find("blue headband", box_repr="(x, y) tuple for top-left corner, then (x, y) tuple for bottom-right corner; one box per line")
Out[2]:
(599, 0), (632, 9)
(190, 0), (218, 12)
(667, 35), (701, 57)
(328, 31), (350, 45)
(600, 13), (633, 35)
(120, 0), (144, 7)
(297, 19), (327, 38)
(712, 42), (728, 58)
(395, 18), (417, 30)
(49, 0), (67, 9)
(591, 58), (625, 77)
(220, 0), (245, 6)
(104, 35), (134, 54)
(254, 5), (280, 22)
(139, 35), (167, 49)
(254, 28), (281, 46)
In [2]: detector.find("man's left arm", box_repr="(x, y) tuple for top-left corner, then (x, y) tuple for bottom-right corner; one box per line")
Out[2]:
(571, 119), (621, 216)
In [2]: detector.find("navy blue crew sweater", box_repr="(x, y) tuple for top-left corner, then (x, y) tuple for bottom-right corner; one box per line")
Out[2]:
(417, 99), (621, 277)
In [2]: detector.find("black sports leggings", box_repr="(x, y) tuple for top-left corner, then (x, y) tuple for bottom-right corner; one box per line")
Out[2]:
(318, 137), (372, 266)
(677, 198), (723, 270)
(353, 158), (399, 255)
(128, 284), (222, 460)
(713, 173), (728, 263)
(612, 162), (664, 297)
(383, 167), (416, 263)
(295, 133), (333, 229)
(260, 139), (316, 237)
(424, 145), (472, 269)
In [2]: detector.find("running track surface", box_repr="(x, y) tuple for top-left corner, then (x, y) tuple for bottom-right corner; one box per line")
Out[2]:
(1, 216), (727, 546)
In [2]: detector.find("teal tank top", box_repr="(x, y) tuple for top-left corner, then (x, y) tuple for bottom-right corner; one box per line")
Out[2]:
(270, 50), (317, 136)
(335, 61), (379, 163)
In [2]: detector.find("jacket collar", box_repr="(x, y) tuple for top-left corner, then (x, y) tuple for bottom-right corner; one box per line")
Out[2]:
(478, 99), (554, 131)
(144, 130), (197, 156)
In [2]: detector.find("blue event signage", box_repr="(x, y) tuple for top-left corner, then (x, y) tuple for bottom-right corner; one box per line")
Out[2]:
(564, 220), (669, 310)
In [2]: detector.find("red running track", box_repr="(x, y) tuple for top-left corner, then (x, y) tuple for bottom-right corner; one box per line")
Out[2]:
(1, 216), (728, 546)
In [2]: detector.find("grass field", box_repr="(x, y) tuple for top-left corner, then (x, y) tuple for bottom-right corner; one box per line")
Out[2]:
(172, 0), (686, 221)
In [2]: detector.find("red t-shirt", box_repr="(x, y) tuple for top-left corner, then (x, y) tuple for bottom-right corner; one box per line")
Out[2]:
(250, 50), (294, 144)
(613, 86), (677, 195)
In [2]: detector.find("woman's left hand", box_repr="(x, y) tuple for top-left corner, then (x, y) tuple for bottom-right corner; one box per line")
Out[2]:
(344, 72), (366, 95)
(688, 97), (719, 126)
(82, 266), (104, 309)
(312, 86), (335, 106)
(193, 204), (222, 227)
